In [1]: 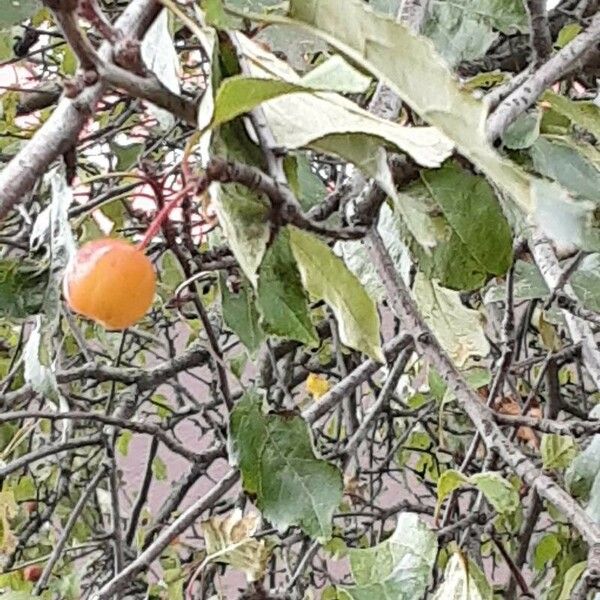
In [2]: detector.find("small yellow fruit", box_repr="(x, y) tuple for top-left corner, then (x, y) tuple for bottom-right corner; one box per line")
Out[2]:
(306, 373), (330, 399)
(63, 238), (156, 330)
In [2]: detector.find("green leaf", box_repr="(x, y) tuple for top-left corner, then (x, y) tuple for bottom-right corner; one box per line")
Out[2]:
(462, 71), (506, 92)
(59, 46), (77, 76)
(225, 0), (285, 13)
(571, 254), (600, 313)
(152, 456), (168, 481)
(532, 178), (599, 250)
(534, 533), (562, 571)
(164, 569), (183, 600)
(0, 0), (39, 26)
(429, 370), (447, 401)
(212, 76), (307, 127)
(283, 153), (327, 211)
(484, 260), (549, 304)
(257, 23), (329, 73)
(229, 352), (248, 379)
(413, 273), (490, 368)
(23, 316), (59, 401)
(34, 167), (76, 327)
(220, 274), (265, 354)
(362, 0), (401, 14)
(469, 472), (520, 514)
(464, 367), (491, 390)
(449, 0), (528, 33)
(0, 30), (14, 61)
(432, 552), (493, 600)
(213, 183), (270, 287)
(210, 117), (273, 288)
(14, 477), (35, 502)
(110, 141), (143, 171)
(227, 33), (454, 175)
(229, 392), (343, 540)
(313, 133), (397, 198)
(587, 468), (600, 523)
(340, 513), (437, 599)
(335, 203), (410, 302)
(0, 570), (31, 594)
(435, 470), (468, 517)
(415, 163), (513, 289)
(300, 54), (371, 93)
(0, 259), (46, 319)
(530, 136), (600, 204)
(101, 199), (126, 232)
(202, 0), (233, 27)
(288, 0), (600, 250)
(557, 561), (586, 600)
(288, 226), (383, 361)
(502, 111), (541, 150)
(324, 536), (348, 559)
(555, 23), (583, 49)
(0, 592), (32, 600)
(158, 250), (185, 293)
(542, 91), (600, 141)
(566, 407), (600, 499)
(424, 5), (498, 67)
(140, 10), (180, 130)
(323, 586), (349, 600)
(116, 430), (133, 457)
(256, 230), (318, 345)
(22, 170), (75, 405)
(0, 424), (17, 454)
(424, 0), (528, 66)
(541, 434), (579, 470)
(49, 571), (80, 600)
(436, 469), (518, 518)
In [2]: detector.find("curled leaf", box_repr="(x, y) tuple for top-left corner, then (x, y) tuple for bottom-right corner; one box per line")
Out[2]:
(201, 509), (271, 582)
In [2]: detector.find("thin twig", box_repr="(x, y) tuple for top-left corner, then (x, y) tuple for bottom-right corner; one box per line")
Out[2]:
(33, 464), (107, 593)
(91, 470), (239, 599)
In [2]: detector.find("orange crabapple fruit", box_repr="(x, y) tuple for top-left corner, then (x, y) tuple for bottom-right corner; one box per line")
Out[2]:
(63, 238), (156, 330)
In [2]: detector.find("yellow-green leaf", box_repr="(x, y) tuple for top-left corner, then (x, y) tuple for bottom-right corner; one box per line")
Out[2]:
(288, 226), (383, 361)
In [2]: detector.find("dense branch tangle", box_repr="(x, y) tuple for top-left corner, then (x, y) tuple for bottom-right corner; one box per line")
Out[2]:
(1, 0), (600, 599)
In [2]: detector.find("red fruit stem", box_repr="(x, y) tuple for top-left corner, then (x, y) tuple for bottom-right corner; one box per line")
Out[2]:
(136, 183), (194, 251)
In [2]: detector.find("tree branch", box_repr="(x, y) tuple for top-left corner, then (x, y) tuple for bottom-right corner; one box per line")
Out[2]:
(494, 411), (600, 436)
(398, 0), (431, 33)
(530, 232), (600, 391)
(524, 0), (553, 66)
(34, 464), (107, 593)
(0, 411), (223, 463)
(45, 0), (101, 71)
(366, 228), (600, 547)
(302, 334), (413, 424)
(0, 0), (161, 221)
(0, 435), (102, 480)
(100, 62), (198, 125)
(486, 12), (600, 141)
(2, 343), (211, 409)
(46, 0), (198, 125)
(206, 157), (367, 240)
(91, 469), (239, 599)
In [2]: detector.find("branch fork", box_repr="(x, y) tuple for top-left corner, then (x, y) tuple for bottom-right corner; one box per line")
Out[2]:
(43, 0), (197, 125)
